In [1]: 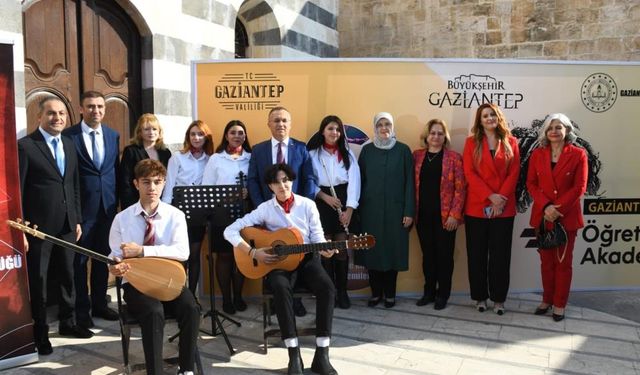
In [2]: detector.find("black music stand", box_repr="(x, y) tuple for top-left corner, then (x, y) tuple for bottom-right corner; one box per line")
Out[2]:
(172, 185), (244, 356)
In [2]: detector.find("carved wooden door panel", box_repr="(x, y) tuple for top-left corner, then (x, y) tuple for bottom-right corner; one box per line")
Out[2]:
(24, 0), (141, 151)
(24, 0), (80, 131)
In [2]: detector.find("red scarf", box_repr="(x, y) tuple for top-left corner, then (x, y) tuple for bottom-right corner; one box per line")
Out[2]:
(226, 145), (243, 155)
(276, 194), (295, 213)
(190, 147), (203, 157)
(323, 142), (342, 162)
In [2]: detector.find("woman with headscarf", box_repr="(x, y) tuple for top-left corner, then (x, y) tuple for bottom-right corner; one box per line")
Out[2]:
(355, 112), (414, 308)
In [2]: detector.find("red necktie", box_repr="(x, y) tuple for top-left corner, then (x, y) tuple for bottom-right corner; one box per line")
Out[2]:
(141, 211), (158, 246)
(277, 142), (285, 164)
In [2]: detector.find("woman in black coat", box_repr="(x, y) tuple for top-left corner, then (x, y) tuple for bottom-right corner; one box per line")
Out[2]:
(119, 113), (171, 209)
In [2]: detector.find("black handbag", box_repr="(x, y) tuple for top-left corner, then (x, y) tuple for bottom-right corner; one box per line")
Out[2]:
(536, 219), (569, 262)
(536, 219), (567, 250)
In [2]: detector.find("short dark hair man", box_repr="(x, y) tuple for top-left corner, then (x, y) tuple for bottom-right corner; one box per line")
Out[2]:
(108, 159), (200, 375)
(63, 90), (120, 327)
(225, 163), (338, 375)
(19, 97), (91, 355)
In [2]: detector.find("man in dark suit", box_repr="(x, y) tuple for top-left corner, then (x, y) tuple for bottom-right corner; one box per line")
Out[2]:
(62, 91), (120, 328)
(19, 97), (93, 355)
(247, 106), (318, 317)
(248, 106), (317, 205)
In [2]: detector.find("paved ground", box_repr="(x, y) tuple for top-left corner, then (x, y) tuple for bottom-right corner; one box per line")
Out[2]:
(3, 289), (639, 375)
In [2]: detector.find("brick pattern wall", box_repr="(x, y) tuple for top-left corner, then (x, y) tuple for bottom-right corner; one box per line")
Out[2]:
(339, 0), (640, 61)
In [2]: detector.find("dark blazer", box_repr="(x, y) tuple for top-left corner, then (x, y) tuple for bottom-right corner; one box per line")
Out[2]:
(462, 135), (520, 218)
(526, 143), (588, 231)
(63, 123), (120, 221)
(18, 130), (82, 232)
(248, 137), (317, 206)
(119, 143), (172, 209)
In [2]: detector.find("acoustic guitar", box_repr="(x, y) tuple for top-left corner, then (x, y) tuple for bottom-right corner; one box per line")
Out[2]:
(7, 219), (185, 301)
(235, 226), (375, 279)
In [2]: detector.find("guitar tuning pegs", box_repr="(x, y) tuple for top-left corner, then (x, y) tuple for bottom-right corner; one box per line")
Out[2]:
(24, 221), (30, 226)
(33, 224), (38, 230)
(16, 218), (22, 223)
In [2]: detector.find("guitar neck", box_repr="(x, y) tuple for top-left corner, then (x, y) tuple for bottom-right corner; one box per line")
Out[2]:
(274, 240), (347, 256)
(41, 233), (116, 265)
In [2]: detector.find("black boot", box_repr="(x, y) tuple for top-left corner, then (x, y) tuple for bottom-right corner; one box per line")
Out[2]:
(287, 346), (304, 375)
(311, 346), (337, 375)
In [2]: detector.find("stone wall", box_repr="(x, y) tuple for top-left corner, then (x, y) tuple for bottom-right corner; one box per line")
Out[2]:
(338, 0), (640, 61)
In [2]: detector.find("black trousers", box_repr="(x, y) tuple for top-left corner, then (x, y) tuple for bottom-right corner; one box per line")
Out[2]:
(27, 225), (76, 342)
(123, 284), (200, 375)
(368, 270), (398, 299)
(266, 253), (335, 340)
(75, 207), (113, 320)
(464, 215), (514, 303)
(416, 212), (457, 301)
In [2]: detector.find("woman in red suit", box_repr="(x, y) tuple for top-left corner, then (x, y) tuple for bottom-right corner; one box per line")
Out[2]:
(526, 113), (587, 322)
(413, 119), (465, 310)
(463, 103), (520, 315)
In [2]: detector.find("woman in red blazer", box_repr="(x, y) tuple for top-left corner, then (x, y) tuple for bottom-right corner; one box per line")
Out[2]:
(463, 103), (520, 315)
(526, 113), (587, 322)
(413, 119), (466, 310)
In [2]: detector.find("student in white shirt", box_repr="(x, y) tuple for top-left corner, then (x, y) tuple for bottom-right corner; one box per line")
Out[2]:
(162, 120), (214, 294)
(108, 159), (199, 375)
(307, 115), (361, 309)
(202, 120), (252, 314)
(224, 163), (338, 375)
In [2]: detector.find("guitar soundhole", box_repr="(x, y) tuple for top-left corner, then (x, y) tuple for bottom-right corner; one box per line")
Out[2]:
(270, 240), (288, 261)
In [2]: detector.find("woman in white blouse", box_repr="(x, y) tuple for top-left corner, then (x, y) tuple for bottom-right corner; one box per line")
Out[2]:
(162, 120), (214, 294)
(307, 115), (361, 309)
(202, 120), (252, 314)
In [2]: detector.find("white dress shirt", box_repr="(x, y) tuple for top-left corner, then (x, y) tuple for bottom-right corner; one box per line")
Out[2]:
(108, 201), (189, 284)
(309, 148), (361, 209)
(80, 120), (104, 165)
(161, 151), (210, 203)
(271, 137), (290, 164)
(224, 194), (326, 247)
(202, 150), (251, 185)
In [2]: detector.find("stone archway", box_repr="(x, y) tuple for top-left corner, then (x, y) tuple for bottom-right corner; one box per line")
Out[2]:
(236, 0), (282, 58)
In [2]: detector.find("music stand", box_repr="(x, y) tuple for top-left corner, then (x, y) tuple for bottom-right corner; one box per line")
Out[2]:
(172, 185), (243, 356)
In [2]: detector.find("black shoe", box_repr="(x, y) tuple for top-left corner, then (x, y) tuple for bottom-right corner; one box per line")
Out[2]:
(311, 346), (337, 375)
(552, 313), (565, 322)
(92, 306), (119, 321)
(36, 338), (53, 356)
(534, 305), (551, 315)
(59, 324), (94, 338)
(336, 290), (351, 309)
(416, 295), (435, 306)
(234, 297), (248, 312)
(384, 298), (395, 308)
(433, 298), (447, 310)
(287, 346), (304, 375)
(293, 299), (307, 317)
(77, 316), (95, 329)
(367, 297), (381, 307)
(222, 300), (236, 315)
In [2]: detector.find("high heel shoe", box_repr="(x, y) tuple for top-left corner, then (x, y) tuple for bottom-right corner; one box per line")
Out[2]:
(552, 308), (565, 322)
(534, 305), (551, 315)
(367, 297), (381, 307)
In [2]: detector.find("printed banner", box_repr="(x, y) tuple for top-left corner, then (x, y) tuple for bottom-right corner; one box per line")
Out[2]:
(194, 59), (639, 294)
(0, 43), (38, 368)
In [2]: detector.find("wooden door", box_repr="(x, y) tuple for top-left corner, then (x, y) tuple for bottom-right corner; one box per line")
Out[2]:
(23, 0), (141, 150)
